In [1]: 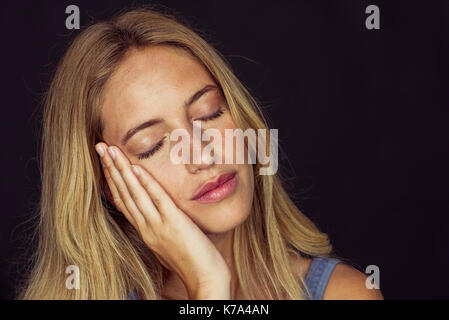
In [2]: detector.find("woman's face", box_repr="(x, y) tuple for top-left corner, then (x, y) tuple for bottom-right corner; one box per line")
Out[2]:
(99, 45), (254, 234)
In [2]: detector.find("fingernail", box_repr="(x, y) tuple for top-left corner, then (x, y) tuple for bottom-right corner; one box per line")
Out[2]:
(108, 147), (116, 160)
(95, 144), (105, 157)
(132, 165), (141, 176)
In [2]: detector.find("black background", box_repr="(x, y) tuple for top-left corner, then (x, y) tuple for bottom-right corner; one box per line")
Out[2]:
(1, 0), (448, 299)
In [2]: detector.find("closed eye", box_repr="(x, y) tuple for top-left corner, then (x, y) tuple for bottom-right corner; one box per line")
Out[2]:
(197, 108), (225, 122)
(137, 136), (166, 160)
(137, 108), (225, 160)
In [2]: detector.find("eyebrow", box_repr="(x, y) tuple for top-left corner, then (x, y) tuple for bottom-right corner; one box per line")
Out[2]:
(121, 84), (218, 146)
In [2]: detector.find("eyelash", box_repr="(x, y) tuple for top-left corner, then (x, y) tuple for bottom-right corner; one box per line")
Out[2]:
(137, 137), (166, 160)
(137, 108), (225, 160)
(200, 108), (224, 121)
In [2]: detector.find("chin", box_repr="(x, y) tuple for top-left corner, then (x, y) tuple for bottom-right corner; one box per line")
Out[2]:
(190, 199), (253, 235)
(199, 218), (248, 235)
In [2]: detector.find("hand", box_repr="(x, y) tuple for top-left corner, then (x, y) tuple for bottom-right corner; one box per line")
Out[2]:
(94, 142), (232, 299)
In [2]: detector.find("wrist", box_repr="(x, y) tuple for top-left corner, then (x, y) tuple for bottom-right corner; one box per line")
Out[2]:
(188, 274), (232, 300)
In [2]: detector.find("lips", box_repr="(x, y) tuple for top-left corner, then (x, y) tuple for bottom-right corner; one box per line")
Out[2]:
(191, 172), (237, 201)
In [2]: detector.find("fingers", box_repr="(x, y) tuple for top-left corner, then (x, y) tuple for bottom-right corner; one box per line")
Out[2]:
(95, 141), (179, 225)
(107, 145), (162, 224)
(96, 143), (157, 229)
(107, 145), (178, 221)
(102, 165), (137, 227)
(123, 154), (179, 220)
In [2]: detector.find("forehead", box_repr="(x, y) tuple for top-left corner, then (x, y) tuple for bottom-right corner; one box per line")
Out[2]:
(99, 45), (215, 144)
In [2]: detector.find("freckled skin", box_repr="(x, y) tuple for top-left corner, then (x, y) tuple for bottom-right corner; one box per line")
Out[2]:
(100, 45), (254, 234)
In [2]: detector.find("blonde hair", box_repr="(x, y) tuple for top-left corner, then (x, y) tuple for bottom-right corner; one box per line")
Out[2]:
(18, 5), (334, 300)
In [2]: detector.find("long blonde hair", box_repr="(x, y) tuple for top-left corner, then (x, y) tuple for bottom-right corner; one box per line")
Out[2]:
(18, 5), (334, 300)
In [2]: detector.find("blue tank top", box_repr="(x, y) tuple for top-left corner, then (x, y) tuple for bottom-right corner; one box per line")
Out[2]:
(303, 257), (341, 300)
(126, 256), (341, 300)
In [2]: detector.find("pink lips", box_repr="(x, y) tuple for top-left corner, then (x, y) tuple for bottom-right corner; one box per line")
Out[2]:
(191, 172), (238, 203)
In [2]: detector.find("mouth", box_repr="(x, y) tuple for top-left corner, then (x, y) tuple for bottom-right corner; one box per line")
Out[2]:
(191, 171), (238, 203)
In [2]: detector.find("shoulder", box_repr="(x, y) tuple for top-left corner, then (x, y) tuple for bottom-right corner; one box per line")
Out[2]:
(322, 262), (384, 300)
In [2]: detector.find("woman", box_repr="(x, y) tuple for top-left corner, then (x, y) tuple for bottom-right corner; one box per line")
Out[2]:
(19, 6), (383, 300)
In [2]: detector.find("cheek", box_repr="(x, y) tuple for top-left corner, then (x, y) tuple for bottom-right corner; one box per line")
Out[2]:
(142, 161), (185, 204)
(216, 114), (255, 165)
(222, 113), (238, 130)
(241, 163), (255, 209)
(246, 163), (255, 193)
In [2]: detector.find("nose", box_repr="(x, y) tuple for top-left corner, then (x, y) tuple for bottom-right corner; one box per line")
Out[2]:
(186, 153), (215, 173)
(184, 121), (218, 174)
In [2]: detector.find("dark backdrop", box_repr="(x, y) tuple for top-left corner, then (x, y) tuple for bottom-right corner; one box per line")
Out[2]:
(1, 0), (448, 299)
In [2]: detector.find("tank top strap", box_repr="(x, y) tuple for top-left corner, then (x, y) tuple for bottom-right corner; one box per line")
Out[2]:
(303, 257), (342, 300)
